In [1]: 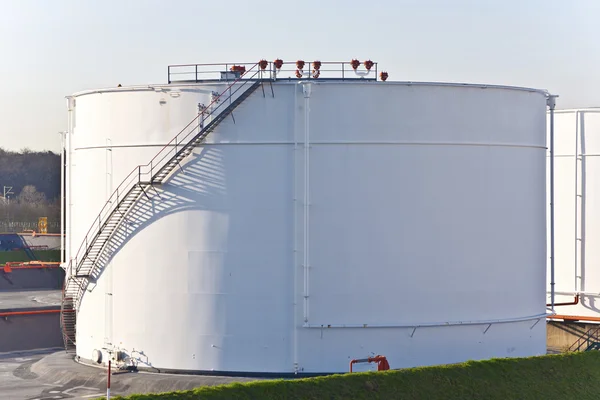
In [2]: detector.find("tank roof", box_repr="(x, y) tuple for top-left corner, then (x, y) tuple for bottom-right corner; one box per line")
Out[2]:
(71, 80), (548, 98)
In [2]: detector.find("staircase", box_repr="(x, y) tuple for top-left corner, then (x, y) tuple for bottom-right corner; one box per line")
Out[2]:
(567, 325), (600, 353)
(586, 341), (600, 351)
(61, 63), (265, 350)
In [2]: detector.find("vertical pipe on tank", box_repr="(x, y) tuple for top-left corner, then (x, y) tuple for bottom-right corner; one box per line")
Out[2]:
(59, 131), (65, 264)
(302, 82), (312, 324)
(574, 111), (580, 293)
(105, 138), (113, 348)
(548, 95), (557, 312)
(66, 96), (75, 272)
(292, 85), (299, 374)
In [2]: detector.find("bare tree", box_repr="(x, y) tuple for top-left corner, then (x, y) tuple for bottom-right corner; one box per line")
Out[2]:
(18, 185), (47, 206)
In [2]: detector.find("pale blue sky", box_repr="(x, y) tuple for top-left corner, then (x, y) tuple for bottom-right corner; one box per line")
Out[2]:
(1, 0), (598, 151)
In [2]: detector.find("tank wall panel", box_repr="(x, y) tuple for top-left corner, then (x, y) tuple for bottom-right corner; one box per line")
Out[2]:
(70, 82), (548, 373)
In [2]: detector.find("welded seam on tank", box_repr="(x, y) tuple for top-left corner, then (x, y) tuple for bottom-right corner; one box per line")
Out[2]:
(302, 312), (549, 329)
(74, 142), (546, 150)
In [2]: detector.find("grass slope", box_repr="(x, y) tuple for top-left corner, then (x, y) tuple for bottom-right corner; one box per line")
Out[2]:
(106, 352), (600, 400)
(31, 249), (61, 262)
(0, 249), (60, 265)
(0, 250), (30, 264)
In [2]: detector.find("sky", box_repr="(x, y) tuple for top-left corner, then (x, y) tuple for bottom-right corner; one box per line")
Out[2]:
(0, 0), (598, 152)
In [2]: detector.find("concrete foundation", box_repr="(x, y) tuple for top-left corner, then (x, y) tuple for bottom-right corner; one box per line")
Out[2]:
(546, 321), (599, 352)
(0, 267), (64, 290)
(0, 290), (63, 353)
(0, 313), (63, 353)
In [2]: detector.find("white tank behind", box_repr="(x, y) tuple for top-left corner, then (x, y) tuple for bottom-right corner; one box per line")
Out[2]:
(549, 109), (600, 320)
(67, 79), (549, 374)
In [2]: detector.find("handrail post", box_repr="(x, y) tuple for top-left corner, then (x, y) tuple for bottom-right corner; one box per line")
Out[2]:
(342, 62), (345, 79)
(195, 65), (198, 83)
(138, 166), (141, 183)
(168, 66), (170, 84)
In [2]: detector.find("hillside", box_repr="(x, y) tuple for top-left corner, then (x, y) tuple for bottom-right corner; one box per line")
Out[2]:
(107, 352), (600, 400)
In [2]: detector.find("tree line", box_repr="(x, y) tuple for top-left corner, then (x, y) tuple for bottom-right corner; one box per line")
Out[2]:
(0, 148), (61, 233)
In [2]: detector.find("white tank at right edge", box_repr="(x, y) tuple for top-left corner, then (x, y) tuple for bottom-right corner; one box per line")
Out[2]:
(549, 108), (600, 320)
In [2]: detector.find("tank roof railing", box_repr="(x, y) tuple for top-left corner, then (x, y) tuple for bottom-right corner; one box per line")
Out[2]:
(168, 60), (381, 84)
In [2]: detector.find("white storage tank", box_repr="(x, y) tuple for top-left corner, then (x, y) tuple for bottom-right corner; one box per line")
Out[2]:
(63, 61), (550, 374)
(548, 108), (600, 322)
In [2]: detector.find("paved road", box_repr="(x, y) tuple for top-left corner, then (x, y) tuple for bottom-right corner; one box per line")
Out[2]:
(0, 290), (61, 311)
(1, 349), (261, 399)
(0, 350), (105, 400)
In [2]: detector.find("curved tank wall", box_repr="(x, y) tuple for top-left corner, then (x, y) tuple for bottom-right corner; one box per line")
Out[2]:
(548, 108), (600, 320)
(67, 81), (548, 374)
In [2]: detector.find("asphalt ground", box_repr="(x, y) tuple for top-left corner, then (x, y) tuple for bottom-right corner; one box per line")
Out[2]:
(1, 349), (259, 399)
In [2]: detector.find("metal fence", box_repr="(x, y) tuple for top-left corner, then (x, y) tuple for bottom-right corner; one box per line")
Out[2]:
(0, 221), (60, 233)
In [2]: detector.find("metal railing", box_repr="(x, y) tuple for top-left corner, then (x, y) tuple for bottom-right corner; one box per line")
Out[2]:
(0, 221), (60, 233)
(67, 62), (264, 278)
(168, 61), (379, 83)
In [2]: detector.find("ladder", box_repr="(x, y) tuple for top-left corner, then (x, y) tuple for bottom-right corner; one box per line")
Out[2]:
(61, 63), (265, 350)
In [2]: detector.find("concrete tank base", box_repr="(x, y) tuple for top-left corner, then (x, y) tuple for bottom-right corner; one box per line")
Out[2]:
(546, 321), (599, 353)
(0, 290), (63, 353)
(29, 351), (258, 398)
(0, 266), (65, 291)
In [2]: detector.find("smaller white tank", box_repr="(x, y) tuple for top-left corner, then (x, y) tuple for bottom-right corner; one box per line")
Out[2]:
(549, 108), (600, 322)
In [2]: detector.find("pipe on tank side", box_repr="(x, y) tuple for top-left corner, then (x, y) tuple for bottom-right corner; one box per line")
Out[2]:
(301, 82), (312, 324)
(547, 314), (600, 322)
(548, 94), (558, 313)
(59, 131), (65, 264)
(546, 294), (579, 307)
(574, 111), (580, 293)
(292, 84), (299, 374)
(66, 96), (75, 271)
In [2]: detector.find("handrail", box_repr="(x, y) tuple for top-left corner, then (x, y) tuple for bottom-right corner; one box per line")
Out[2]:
(148, 74), (260, 172)
(168, 61), (379, 83)
(67, 62), (262, 278)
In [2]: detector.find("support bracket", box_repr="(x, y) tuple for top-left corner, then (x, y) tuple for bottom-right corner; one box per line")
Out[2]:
(140, 185), (151, 201)
(151, 185), (162, 200)
(483, 323), (492, 335)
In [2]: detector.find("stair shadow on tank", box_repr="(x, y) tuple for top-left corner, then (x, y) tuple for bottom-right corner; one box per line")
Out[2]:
(81, 145), (230, 287)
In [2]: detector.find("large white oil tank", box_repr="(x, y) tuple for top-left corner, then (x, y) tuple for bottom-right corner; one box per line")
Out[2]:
(64, 61), (550, 374)
(548, 108), (600, 322)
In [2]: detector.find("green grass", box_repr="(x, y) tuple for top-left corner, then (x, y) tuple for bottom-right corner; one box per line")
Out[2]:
(104, 352), (600, 400)
(0, 250), (30, 264)
(31, 249), (61, 262)
(0, 249), (61, 265)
